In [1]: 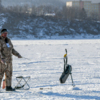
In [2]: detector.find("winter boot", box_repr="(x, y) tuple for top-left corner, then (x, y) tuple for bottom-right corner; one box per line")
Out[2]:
(6, 86), (15, 91)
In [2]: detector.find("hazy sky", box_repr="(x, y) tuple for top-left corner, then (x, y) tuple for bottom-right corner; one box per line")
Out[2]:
(1, 0), (100, 7)
(63, 0), (98, 3)
(65, 0), (100, 3)
(2, 0), (65, 7)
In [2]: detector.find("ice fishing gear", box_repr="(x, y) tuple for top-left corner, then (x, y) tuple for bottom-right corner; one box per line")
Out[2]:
(40, 87), (52, 90)
(59, 49), (75, 87)
(15, 76), (30, 90)
(70, 73), (75, 87)
(22, 57), (30, 60)
(2, 79), (6, 89)
(14, 58), (30, 90)
(2, 74), (6, 89)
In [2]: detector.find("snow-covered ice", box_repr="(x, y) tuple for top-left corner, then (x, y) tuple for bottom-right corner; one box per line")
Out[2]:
(0, 39), (100, 100)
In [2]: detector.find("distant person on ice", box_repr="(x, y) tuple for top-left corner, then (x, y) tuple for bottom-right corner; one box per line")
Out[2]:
(0, 29), (22, 91)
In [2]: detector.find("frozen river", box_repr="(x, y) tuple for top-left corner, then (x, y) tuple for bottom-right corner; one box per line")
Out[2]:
(0, 39), (100, 100)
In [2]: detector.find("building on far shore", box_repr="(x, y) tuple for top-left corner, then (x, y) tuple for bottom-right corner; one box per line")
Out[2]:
(66, 0), (100, 20)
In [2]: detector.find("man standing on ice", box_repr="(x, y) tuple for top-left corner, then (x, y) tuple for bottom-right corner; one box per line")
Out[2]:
(0, 29), (22, 91)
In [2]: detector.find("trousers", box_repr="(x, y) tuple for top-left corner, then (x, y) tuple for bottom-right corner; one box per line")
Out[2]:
(0, 62), (12, 87)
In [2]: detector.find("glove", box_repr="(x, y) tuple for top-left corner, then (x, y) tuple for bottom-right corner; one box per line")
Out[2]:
(18, 54), (22, 58)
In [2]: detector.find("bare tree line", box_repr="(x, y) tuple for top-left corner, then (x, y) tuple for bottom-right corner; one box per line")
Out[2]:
(0, 3), (99, 21)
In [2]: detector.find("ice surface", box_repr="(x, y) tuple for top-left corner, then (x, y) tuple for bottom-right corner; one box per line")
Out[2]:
(0, 39), (100, 100)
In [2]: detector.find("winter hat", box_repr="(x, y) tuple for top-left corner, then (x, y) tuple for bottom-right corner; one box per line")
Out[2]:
(1, 29), (8, 34)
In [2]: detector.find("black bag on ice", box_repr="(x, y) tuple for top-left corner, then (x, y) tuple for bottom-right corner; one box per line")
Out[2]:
(59, 64), (72, 83)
